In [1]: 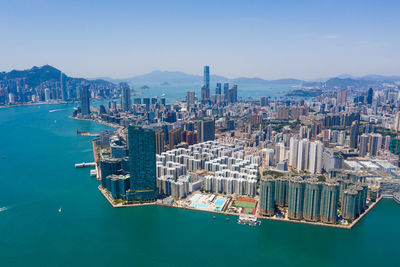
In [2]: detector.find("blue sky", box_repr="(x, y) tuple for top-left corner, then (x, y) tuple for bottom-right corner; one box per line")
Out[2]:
(1, 0), (399, 80)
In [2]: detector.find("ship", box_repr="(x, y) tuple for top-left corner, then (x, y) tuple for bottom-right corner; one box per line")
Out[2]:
(77, 128), (87, 134)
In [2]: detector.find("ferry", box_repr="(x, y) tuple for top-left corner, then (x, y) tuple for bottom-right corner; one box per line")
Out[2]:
(77, 128), (87, 134)
(75, 162), (96, 168)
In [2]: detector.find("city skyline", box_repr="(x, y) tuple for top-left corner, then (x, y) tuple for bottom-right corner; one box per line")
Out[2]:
(1, 0), (400, 80)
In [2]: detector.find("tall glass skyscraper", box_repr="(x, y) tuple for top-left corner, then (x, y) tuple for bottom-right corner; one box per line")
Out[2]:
(201, 66), (210, 102)
(128, 126), (157, 201)
(80, 84), (90, 116)
(203, 66), (210, 90)
(121, 85), (131, 112)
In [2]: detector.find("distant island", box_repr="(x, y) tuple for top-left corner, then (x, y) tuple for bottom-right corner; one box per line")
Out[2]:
(140, 85), (150, 90)
(160, 82), (170, 86)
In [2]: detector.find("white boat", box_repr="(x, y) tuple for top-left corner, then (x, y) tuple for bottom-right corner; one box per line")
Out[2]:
(58, 207), (62, 213)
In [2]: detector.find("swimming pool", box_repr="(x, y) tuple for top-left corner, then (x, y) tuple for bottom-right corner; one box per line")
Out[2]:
(191, 203), (209, 209)
(214, 199), (225, 207)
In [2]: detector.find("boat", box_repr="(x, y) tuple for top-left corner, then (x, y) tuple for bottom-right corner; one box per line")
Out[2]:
(58, 207), (62, 213)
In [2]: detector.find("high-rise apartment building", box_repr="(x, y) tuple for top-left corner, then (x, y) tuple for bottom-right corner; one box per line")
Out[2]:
(155, 130), (165, 155)
(121, 86), (131, 112)
(197, 119), (215, 142)
(288, 177), (305, 220)
(320, 180), (339, 224)
(303, 178), (322, 222)
(128, 126), (157, 200)
(186, 91), (195, 107)
(259, 177), (275, 216)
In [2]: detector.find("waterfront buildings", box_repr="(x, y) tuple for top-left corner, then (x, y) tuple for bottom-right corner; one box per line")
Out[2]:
(320, 181), (339, 223)
(82, 64), (400, 228)
(128, 126), (157, 200)
(303, 178), (322, 222)
(288, 177), (305, 220)
(259, 177), (276, 216)
(80, 85), (90, 116)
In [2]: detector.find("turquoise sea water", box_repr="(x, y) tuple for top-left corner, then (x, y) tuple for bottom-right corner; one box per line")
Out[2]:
(0, 104), (399, 267)
(129, 82), (298, 103)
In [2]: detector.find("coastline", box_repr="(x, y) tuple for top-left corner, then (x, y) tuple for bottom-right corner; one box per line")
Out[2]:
(98, 184), (384, 229)
(70, 115), (118, 129)
(0, 101), (68, 109)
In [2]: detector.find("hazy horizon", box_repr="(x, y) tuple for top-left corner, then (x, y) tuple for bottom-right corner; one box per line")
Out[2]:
(1, 0), (400, 80)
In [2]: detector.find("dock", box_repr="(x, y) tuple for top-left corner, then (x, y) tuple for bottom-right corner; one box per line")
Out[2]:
(393, 193), (400, 204)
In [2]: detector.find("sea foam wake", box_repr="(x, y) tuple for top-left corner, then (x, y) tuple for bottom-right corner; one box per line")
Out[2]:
(0, 207), (8, 212)
(49, 108), (68, 113)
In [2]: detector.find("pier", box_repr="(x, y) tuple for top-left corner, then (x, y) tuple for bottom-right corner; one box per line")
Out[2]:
(75, 162), (96, 168)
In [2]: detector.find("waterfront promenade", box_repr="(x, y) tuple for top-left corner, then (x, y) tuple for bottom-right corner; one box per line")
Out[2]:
(98, 184), (383, 229)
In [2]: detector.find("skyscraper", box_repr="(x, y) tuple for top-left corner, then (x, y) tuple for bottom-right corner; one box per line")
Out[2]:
(308, 141), (324, 174)
(155, 130), (165, 155)
(215, 83), (221, 95)
(369, 134), (380, 156)
(274, 177), (289, 207)
(289, 137), (298, 168)
(259, 177), (275, 216)
(186, 91), (195, 107)
(303, 178), (322, 222)
(197, 119), (215, 142)
(260, 96), (269, 106)
(223, 83), (229, 102)
(359, 134), (369, 157)
(288, 177), (305, 220)
(204, 65), (210, 90)
(297, 139), (309, 171)
(60, 72), (68, 101)
(342, 188), (358, 220)
(169, 128), (181, 149)
(80, 84), (90, 116)
(367, 88), (373, 105)
(350, 121), (359, 149)
(201, 66), (210, 102)
(320, 180), (339, 224)
(121, 86), (131, 112)
(394, 111), (400, 132)
(128, 126), (157, 200)
(228, 84), (238, 103)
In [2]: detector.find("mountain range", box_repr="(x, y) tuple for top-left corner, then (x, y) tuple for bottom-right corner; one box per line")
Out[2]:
(1, 65), (400, 89)
(0, 65), (115, 88)
(98, 70), (305, 85)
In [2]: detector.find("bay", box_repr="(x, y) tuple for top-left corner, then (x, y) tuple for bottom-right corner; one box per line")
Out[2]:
(0, 102), (399, 267)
